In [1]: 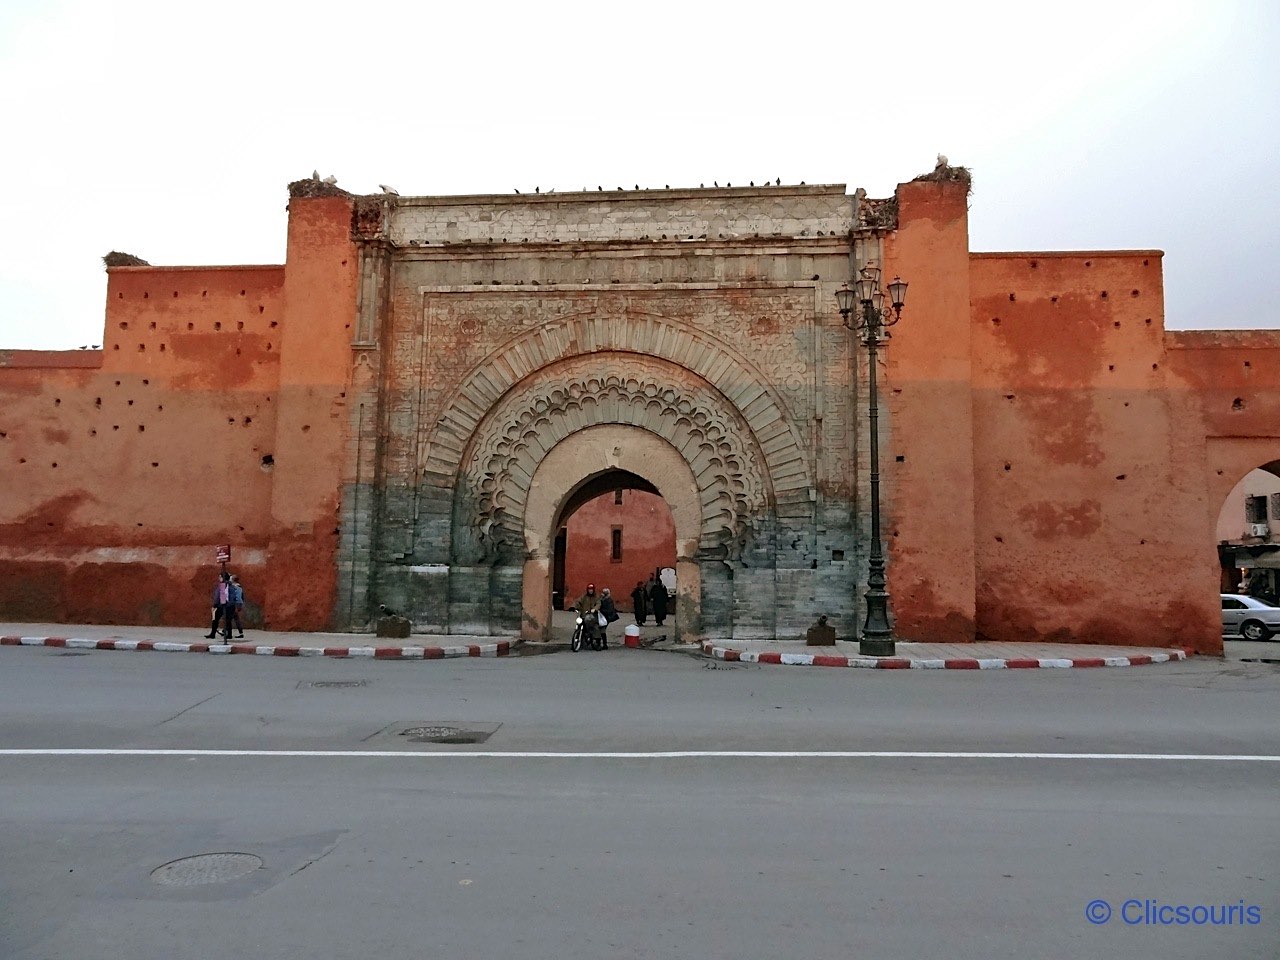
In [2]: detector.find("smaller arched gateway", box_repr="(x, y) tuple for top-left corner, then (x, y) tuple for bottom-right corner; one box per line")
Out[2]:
(521, 426), (704, 641)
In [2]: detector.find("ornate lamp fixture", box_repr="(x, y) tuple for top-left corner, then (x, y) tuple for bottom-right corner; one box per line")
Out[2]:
(836, 268), (908, 656)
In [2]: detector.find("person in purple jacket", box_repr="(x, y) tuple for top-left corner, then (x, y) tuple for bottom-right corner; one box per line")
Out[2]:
(206, 571), (232, 640)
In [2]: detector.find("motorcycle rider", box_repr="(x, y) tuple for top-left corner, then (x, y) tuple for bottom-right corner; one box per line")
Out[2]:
(574, 583), (604, 647)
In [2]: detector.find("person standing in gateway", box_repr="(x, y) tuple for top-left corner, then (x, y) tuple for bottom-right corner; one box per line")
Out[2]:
(630, 580), (648, 625)
(648, 574), (669, 627)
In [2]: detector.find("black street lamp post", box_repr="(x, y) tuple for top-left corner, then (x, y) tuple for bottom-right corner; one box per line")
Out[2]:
(836, 268), (908, 657)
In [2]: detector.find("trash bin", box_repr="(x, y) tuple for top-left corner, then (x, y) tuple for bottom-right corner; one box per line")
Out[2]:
(624, 623), (641, 648)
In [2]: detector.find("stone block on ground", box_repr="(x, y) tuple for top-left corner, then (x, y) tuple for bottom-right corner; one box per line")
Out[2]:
(805, 615), (836, 646)
(376, 615), (411, 639)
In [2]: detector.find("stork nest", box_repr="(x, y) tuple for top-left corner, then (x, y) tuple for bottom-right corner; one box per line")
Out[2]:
(102, 251), (150, 268)
(287, 178), (353, 199)
(913, 162), (973, 193)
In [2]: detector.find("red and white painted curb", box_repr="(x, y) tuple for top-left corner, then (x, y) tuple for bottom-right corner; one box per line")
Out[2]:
(0, 635), (514, 660)
(700, 641), (1193, 670)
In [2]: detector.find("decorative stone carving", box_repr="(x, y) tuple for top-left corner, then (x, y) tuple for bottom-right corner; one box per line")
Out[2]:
(457, 355), (770, 563)
(419, 308), (814, 514)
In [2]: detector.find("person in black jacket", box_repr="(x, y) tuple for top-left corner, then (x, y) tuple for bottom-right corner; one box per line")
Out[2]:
(630, 581), (648, 625)
(648, 575), (669, 627)
(599, 588), (619, 648)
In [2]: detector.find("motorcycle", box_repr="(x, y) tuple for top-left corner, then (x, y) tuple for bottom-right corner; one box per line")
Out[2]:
(571, 610), (605, 652)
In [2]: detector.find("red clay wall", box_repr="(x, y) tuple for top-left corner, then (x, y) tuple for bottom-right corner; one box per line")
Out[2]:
(880, 180), (978, 642)
(564, 490), (676, 610)
(259, 195), (361, 630)
(967, 250), (1222, 652)
(0, 265), (284, 625)
(1165, 331), (1280, 510)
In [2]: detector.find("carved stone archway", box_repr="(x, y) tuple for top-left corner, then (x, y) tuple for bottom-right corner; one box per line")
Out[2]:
(521, 425), (704, 640)
(451, 353), (772, 567)
(422, 313), (814, 524)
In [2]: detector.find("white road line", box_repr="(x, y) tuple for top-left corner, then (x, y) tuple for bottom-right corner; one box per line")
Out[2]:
(0, 749), (1276, 761)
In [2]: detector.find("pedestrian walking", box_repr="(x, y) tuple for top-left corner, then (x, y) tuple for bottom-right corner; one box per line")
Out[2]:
(228, 574), (246, 638)
(630, 580), (648, 625)
(599, 587), (619, 648)
(649, 574), (669, 627)
(206, 571), (232, 640)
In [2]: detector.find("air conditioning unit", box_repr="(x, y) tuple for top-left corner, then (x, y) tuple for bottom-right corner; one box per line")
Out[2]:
(1249, 522), (1270, 538)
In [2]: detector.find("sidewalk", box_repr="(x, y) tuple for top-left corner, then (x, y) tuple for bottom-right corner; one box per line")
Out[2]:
(0, 622), (516, 660)
(1, 621), (1195, 670)
(699, 637), (1194, 669)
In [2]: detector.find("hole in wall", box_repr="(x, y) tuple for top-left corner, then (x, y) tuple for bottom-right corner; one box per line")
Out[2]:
(259, 305), (264, 313)
(1084, 260), (1092, 267)
(1115, 474), (1126, 480)
(894, 455), (904, 462)
(1003, 462), (1012, 472)
(261, 454), (274, 470)
(187, 322), (194, 330)
(1050, 295), (1059, 304)
(137, 343), (145, 352)
(127, 400), (133, 406)
(239, 290), (246, 296)
(1113, 322), (1120, 329)
(302, 424), (311, 432)
(151, 462), (158, 467)
(143, 291), (149, 299)
(1232, 397), (1244, 410)
(832, 550), (845, 561)
(1101, 291), (1108, 299)
(1108, 365), (1115, 371)
(1131, 289), (1140, 297)
(119, 321), (128, 330)
(54, 398), (61, 406)
(237, 321), (244, 331)
(112, 345), (119, 351)
(214, 322), (221, 331)
(270, 321), (278, 328)
(95, 397), (101, 406)
(172, 291), (178, 298)
(138, 425), (145, 432)
(995, 536), (1004, 543)
(160, 343), (166, 352)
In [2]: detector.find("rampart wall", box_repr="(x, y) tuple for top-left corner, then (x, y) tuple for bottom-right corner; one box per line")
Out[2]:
(0, 265), (284, 624)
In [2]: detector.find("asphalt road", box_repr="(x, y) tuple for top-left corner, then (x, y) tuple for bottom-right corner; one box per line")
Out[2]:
(1, 644), (1277, 959)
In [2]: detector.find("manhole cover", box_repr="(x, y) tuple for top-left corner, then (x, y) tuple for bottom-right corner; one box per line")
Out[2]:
(398, 725), (492, 744)
(150, 853), (263, 886)
(299, 680), (368, 688)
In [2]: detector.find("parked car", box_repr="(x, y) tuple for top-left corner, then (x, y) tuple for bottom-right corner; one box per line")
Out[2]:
(1220, 593), (1280, 641)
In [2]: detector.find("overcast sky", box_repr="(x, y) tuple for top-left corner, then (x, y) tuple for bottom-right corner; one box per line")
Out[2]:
(0, 0), (1275, 350)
